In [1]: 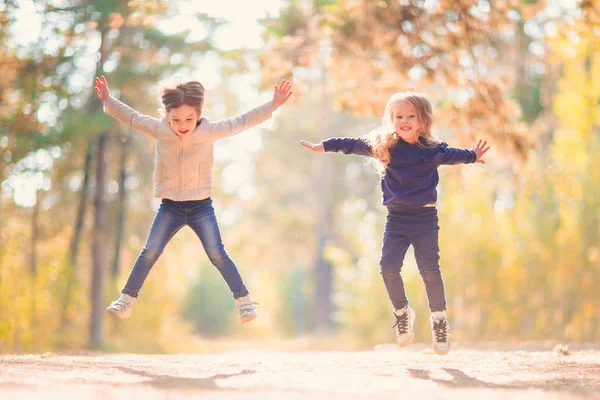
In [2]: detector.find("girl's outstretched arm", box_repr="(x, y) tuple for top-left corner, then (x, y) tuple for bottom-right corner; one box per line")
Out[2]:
(435, 139), (490, 165)
(311, 137), (373, 157)
(206, 80), (293, 141)
(95, 75), (163, 138)
(300, 140), (324, 152)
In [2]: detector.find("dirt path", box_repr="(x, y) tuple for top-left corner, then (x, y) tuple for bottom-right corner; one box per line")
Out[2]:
(1, 343), (599, 399)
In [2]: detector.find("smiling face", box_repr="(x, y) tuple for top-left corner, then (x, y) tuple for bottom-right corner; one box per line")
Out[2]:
(167, 104), (200, 135)
(392, 100), (421, 144)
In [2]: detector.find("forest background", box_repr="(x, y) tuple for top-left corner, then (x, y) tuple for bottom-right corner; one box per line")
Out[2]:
(0, 0), (598, 352)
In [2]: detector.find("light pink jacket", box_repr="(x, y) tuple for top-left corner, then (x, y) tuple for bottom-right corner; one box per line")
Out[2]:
(104, 96), (273, 201)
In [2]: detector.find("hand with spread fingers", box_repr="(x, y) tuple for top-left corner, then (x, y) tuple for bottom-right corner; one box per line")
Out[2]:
(94, 75), (110, 103)
(473, 139), (490, 164)
(299, 140), (325, 152)
(271, 80), (293, 111)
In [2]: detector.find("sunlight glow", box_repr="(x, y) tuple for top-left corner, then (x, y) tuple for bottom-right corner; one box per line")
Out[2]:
(9, 150), (55, 207)
(8, 0), (42, 47)
(6, 0), (283, 208)
(158, 0), (282, 50)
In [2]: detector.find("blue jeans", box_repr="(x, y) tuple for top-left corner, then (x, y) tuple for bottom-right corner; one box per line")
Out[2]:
(121, 198), (249, 299)
(379, 208), (446, 312)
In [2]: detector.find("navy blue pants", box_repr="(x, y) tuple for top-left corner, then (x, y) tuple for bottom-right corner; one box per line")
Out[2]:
(379, 207), (446, 312)
(122, 198), (249, 299)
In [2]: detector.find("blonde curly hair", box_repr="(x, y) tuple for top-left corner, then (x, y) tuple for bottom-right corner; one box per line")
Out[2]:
(366, 92), (438, 174)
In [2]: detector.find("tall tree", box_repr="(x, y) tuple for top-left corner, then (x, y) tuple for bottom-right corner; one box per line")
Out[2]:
(258, 0), (552, 159)
(59, 141), (92, 336)
(549, 2), (599, 339)
(112, 134), (130, 279)
(90, 132), (108, 349)
(1, 0), (223, 350)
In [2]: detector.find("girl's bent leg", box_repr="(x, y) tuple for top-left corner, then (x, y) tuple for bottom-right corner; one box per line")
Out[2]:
(188, 200), (249, 298)
(412, 229), (446, 312)
(380, 231), (412, 310)
(122, 201), (184, 297)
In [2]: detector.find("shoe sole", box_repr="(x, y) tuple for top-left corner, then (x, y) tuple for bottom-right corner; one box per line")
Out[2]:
(106, 308), (130, 319)
(397, 332), (415, 347)
(433, 346), (450, 355)
(240, 314), (257, 323)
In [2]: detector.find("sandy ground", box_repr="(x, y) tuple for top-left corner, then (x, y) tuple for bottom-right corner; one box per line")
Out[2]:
(1, 343), (599, 400)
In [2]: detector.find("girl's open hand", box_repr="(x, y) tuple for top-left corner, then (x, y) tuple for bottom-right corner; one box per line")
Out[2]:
(94, 76), (110, 103)
(300, 140), (324, 152)
(272, 80), (293, 111)
(473, 139), (490, 164)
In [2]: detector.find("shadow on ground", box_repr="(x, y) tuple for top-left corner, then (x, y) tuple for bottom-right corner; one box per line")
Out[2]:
(407, 366), (600, 397)
(115, 367), (256, 390)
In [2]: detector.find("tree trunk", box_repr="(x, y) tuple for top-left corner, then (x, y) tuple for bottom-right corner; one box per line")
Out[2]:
(90, 132), (108, 349)
(59, 141), (93, 336)
(313, 48), (335, 335)
(69, 140), (93, 266)
(112, 134), (130, 279)
(312, 141), (342, 334)
(312, 148), (337, 334)
(313, 183), (334, 334)
(88, 13), (112, 350)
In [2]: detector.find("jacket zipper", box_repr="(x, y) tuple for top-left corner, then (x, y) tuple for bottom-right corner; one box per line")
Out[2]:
(177, 138), (184, 200)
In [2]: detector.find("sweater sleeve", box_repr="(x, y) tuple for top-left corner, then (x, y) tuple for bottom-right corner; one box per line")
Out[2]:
(103, 96), (163, 138)
(205, 101), (273, 141)
(434, 143), (477, 165)
(322, 137), (373, 157)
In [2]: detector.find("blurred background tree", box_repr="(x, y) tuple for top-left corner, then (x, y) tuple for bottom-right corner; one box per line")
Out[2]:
(0, 0), (598, 353)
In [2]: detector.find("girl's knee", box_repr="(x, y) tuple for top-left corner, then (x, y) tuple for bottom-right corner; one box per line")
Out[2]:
(420, 268), (442, 282)
(207, 248), (230, 267)
(140, 246), (162, 261)
(380, 264), (402, 280)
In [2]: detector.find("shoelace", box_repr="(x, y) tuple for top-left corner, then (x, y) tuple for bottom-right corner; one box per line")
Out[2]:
(237, 300), (259, 313)
(432, 319), (448, 342)
(392, 312), (409, 335)
(112, 297), (132, 309)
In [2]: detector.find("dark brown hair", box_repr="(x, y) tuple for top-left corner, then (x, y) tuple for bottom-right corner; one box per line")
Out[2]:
(161, 81), (205, 113)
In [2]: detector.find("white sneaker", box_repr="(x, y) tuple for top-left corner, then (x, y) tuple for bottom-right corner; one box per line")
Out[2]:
(235, 294), (258, 323)
(106, 293), (136, 319)
(392, 306), (416, 347)
(431, 315), (451, 355)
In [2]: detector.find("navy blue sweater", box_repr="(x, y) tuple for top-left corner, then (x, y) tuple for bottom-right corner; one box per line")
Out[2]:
(322, 137), (477, 210)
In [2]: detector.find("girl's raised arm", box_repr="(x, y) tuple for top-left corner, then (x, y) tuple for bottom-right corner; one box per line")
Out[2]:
(95, 75), (164, 138)
(206, 80), (293, 141)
